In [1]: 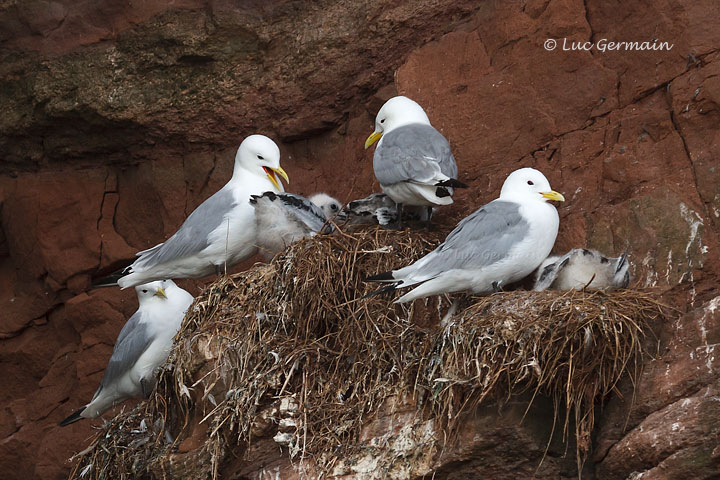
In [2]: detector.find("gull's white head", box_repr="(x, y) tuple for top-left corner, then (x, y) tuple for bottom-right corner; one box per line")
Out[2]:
(499, 168), (565, 204)
(234, 134), (289, 192)
(309, 193), (342, 219)
(365, 96), (431, 149)
(135, 279), (175, 305)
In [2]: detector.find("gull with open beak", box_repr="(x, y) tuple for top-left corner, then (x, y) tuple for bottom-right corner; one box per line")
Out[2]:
(59, 280), (193, 425)
(366, 168), (565, 303)
(95, 134), (290, 288)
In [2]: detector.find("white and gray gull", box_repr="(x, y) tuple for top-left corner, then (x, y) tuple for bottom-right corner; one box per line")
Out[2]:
(95, 135), (289, 288)
(59, 280), (193, 425)
(250, 191), (341, 260)
(533, 248), (631, 291)
(364, 96), (467, 227)
(366, 168), (565, 303)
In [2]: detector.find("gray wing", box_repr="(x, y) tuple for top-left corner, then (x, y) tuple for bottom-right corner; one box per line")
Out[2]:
(133, 188), (237, 269)
(338, 193), (399, 226)
(375, 207), (398, 226)
(533, 253), (571, 291)
(92, 310), (153, 401)
(373, 124), (457, 186)
(252, 192), (328, 232)
(613, 253), (631, 288)
(276, 193), (329, 231)
(403, 200), (529, 279)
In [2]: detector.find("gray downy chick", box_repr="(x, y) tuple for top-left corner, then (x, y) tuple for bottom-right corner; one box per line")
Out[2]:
(533, 248), (631, 291)
(337, 192), (429, 227)
(250, 191), (340, 260)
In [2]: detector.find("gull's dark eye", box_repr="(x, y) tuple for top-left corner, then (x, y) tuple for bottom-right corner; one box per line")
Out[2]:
(380, 118), (385, 124)
(142, 289), (148, 293)
(330, 204), (339, 211)
(257, 154), (264, 160)
(527, 180), (534, 186)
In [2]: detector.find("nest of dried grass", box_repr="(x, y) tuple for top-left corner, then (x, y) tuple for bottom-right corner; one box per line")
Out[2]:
(69, 229), (666, 479)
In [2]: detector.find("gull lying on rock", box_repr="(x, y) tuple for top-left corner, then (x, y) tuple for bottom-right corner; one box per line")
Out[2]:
(59, 280), (193, 425)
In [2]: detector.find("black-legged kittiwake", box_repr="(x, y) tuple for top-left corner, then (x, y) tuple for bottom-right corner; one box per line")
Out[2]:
(366, 168), (565, 303)
(364, 96), (468, 227)
(250, 191), (340, 260)
(533, 249), (631, 291)
(95, 135), (289, 288)
(59, 280), (193, 426)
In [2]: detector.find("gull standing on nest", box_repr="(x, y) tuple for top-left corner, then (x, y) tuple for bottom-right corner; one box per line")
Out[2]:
(59, 280), (193, 425)
(95, 135), (289, 288)
(366, 168), (565, 303)
(364, 96), (468, 227)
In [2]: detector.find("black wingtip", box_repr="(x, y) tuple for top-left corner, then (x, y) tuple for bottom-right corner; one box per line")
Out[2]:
(91, 262), (133, 289)
(435, 178), (469, 189)
(59, 407), (85, 427)
(91, 273), (124, 288)
(359, 284), (398, 300)
(365, 271), (395, 282)
(249, 191), (278, 205)
(435, 187), (451, 198)
(616, 253), (628, 273)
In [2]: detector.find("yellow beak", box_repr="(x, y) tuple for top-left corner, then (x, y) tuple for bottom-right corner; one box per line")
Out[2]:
(154, 288), (167, 299)
(264, 166), (290, 191)
(541, 191), (565, 202)
(364, 132), (383, 149)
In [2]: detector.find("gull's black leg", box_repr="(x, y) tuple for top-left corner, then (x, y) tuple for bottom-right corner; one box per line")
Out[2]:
(215, 264), (227, 277)
(392, 202), (404, 230)
(423, 206), (434, 231)
(140, 377), (155, 398)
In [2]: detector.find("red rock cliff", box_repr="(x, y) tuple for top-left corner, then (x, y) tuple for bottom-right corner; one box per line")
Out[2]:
(0, 0), (719, 479)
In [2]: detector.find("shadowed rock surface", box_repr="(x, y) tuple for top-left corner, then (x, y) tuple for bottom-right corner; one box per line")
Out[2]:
(1, 0), (719, 479)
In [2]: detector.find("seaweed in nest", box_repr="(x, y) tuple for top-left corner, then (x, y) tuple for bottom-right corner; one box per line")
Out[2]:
(68, 228), (666, 479)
